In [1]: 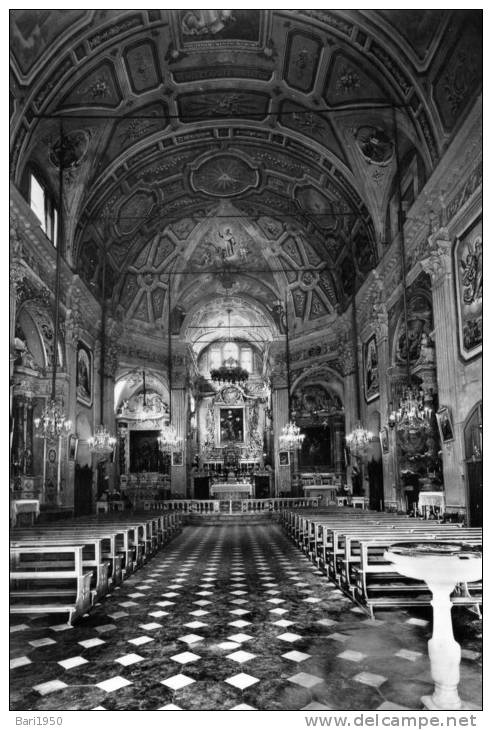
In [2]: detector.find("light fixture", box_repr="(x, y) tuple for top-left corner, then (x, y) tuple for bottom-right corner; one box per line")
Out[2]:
(158, 276), (181, 456)
(345, 287), (372, 456)
(389, 387), (433, 433)
(387, 106), (435, 438)
(34, 399), (72, 440)
(89, 243), (116, 456)
(158, 423), (181, 451)
(88, 424), (117, 455)
(278, 297), (305, 452)
(279, 421), (305, 450)
(346, 421), (373, 452)
(34, 121), (71, 503)
(210, 308), (249, 386)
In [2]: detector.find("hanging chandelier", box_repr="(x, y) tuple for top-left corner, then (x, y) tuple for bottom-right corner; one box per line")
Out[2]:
(34, 400), (72, 440)
(88, 424), (117, 455)
(158, 423), (181, 451)
(346, 421), (373, 453)
(389, 387), (433, 433)
(211, 356), (249, 386)
(279, 421), (305, 451)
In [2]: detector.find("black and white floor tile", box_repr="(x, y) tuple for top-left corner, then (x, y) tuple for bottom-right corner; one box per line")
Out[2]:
(10, 524), (482, 711)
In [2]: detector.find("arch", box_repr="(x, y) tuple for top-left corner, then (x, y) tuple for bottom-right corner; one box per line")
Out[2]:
(14, 305), (46, 370)
(114, 368), (169, 414)
(462, 400), (482, 527)
(291, 363), (344, 402)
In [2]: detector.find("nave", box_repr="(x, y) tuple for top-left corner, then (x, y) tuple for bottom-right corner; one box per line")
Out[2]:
(10, 524), (482, 712)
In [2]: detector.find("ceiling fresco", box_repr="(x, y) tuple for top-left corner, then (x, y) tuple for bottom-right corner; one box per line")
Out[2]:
(10, 9), (482, 341)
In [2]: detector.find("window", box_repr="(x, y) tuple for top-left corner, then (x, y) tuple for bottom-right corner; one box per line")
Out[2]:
(223, 341), (239, 361)
(240, 347), (252, 373)
(210, 346), (221, 370)
(29, 172), (58, 247)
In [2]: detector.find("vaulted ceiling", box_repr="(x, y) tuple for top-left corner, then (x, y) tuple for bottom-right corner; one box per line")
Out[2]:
(10, 9), (482, 337)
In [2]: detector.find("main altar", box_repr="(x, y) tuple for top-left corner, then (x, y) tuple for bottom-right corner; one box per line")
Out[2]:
(210, 480), (253, 500)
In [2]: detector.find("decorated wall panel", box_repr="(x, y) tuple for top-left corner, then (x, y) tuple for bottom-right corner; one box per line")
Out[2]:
(454, 218), (482, 360)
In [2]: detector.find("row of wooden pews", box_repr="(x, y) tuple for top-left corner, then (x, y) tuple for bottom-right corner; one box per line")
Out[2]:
(10, 511), (181, 626)
(281, 507), (482, 618)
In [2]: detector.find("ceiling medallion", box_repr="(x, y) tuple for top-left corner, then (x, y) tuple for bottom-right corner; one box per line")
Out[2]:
(49, 130), (90, 169)
(191, 153), (259, 197)
(355, 126), (394, 165)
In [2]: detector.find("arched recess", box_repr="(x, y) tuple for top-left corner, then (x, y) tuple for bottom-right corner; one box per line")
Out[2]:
(291, 364), (345, 473)
(15, 304), (49, 371)
(114, 368), (169, 415)
(463, 401), (482, 526)
(16, 301), (65, 370)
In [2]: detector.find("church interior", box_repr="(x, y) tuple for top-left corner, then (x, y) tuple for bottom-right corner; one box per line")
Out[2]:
(9, 9), (482, 713)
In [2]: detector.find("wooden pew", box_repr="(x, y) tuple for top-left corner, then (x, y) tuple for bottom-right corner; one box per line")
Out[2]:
(10, 534), (112, 600)
(10, 545), (93, 625)
(281, 507), (482, 619)
(352, 530), (482, 618)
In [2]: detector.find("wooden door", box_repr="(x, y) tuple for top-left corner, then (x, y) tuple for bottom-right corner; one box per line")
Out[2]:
(74, 464), (93, 516)
(466, 460), (482, 527)
(194, 477), (210, 500)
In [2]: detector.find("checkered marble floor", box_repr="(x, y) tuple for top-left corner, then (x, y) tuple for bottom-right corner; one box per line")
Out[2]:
(10, 524), (482, 711)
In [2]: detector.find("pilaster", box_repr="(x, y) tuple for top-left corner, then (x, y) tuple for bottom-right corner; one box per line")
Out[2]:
(421, 229), (466, 510)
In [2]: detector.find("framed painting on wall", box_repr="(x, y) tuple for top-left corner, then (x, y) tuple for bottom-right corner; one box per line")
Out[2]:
(278, 451), (290, 466)
(172, 451), (183, 466)
(76, 341), (92, 405)
(219, 407), (244, 445)
(436, 406), (455, 444)
(454, 218), (482, 360)
(364, 334), (379, 402)
(68, 435), (78, 461)
(379, 427), (389, 454)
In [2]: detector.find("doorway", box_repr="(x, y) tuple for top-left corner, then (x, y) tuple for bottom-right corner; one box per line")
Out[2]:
(74, 464), (93, 516)
(464, 402), (482, 527)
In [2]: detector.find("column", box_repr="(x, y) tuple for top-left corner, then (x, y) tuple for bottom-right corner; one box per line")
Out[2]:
(170, 385), (187, 496)
(102, 337), (118, 492)
(337, 333), (357, 490)
(373, 305), (396, 507)
(64, 301), (79, 509)
(333, 416), (345, 475)
(269, 337), (291, 495)
(272, 382), (291, 495)
(420, 229), (466, 511)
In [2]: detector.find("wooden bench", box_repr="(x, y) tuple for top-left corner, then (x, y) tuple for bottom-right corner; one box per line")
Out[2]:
(10, 510), (183, 624)
(353, 530), (482, 618)
(11, 533), (113, 600)
(10, 545), (92, 625)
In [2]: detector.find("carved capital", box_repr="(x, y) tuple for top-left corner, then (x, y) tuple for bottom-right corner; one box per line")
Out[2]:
(10, 260), (25, 290)
(338, 341), (356, 376)
(420, 232), (452, 282)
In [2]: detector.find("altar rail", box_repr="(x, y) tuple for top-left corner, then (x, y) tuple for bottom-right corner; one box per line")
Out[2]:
(141, 497), (319, 513)
(241, 497), (319, 512)
(143, 500), (220, 513)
